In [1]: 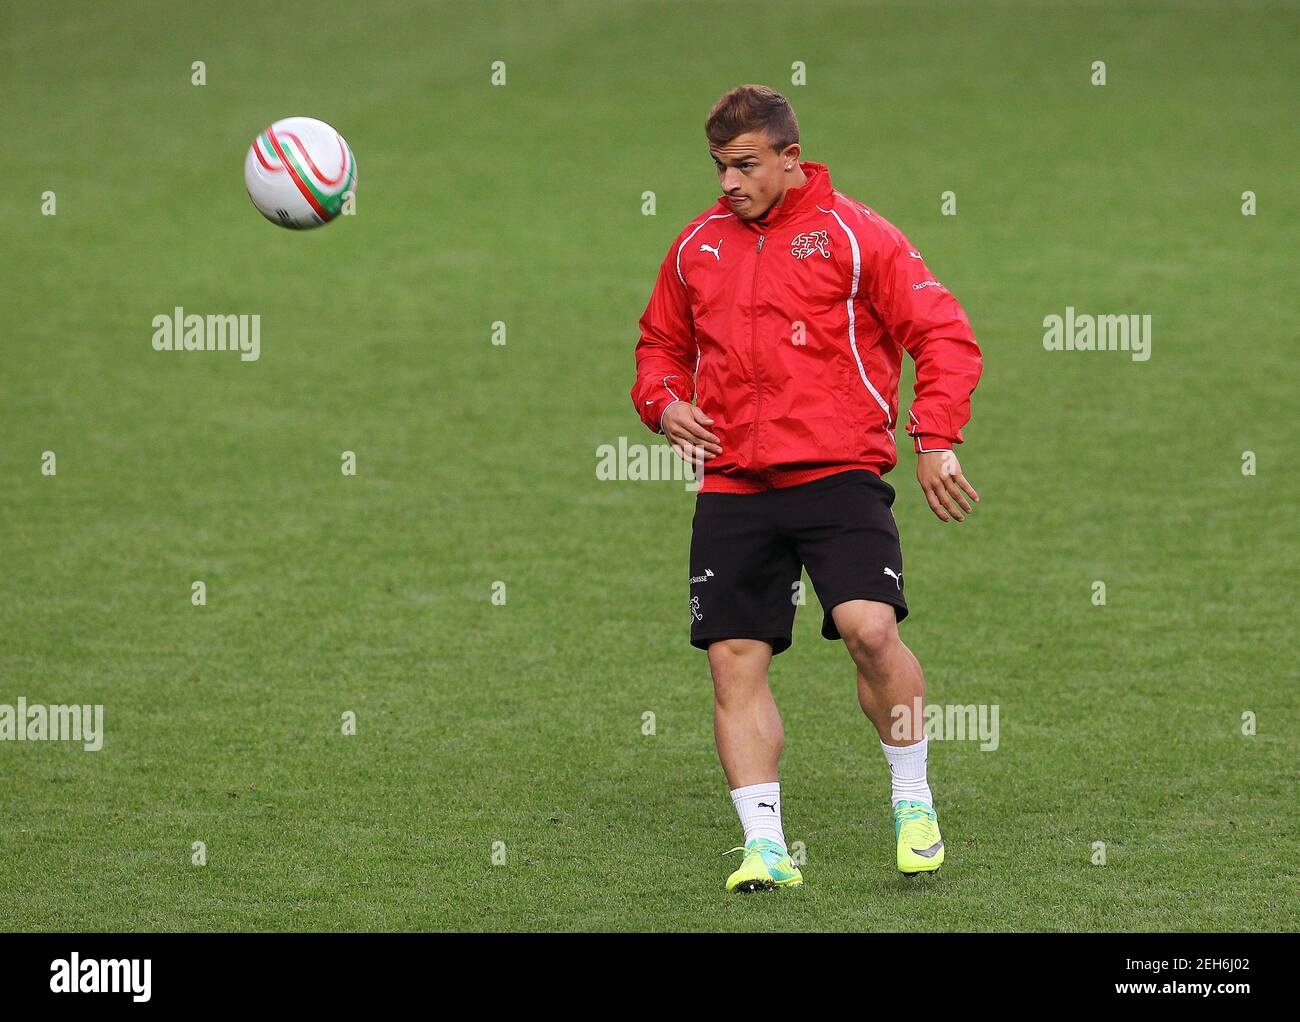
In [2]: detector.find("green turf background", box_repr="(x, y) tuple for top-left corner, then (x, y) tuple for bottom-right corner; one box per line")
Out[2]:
(1, 0), (1295, 931)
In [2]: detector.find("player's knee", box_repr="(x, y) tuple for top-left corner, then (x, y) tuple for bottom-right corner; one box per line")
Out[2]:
(708, 639), (770, 699)
(708, 637), (767, 665)
(841, 608), (899, 666)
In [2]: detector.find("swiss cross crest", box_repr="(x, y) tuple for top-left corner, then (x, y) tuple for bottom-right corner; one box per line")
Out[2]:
(791, 230), (831, 260)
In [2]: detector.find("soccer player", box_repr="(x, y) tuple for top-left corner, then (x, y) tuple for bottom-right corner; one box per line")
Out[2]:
(631, 85), (982, 892)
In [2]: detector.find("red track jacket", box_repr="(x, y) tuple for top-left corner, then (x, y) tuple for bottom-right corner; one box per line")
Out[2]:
(631, 161), (982, 493)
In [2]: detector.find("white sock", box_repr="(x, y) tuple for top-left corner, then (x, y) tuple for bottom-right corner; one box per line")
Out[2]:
(881, 737), (933, 808)
(730, 782), (786, 849)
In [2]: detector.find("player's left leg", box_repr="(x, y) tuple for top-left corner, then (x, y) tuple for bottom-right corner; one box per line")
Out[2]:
(779, 470), (943, 875)
(832, 599), (944, 875)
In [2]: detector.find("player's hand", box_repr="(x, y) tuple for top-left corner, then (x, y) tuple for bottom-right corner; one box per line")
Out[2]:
(917, 449), (979, 523)
(661, 401), (722, 469)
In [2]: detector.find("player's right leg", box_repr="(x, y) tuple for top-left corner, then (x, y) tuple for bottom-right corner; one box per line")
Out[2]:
(709, 639), (782, 789)
(689, 489), (802, 891)
(708, 640), (802, 891)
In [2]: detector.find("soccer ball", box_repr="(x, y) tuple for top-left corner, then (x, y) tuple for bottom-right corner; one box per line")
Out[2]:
(244, 117), (356, 229)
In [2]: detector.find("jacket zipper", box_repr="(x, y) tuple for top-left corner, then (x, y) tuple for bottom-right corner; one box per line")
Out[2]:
(749, 233), (766, 474)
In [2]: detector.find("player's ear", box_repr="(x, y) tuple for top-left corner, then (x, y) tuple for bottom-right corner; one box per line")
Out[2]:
(781, 143), (800, 168)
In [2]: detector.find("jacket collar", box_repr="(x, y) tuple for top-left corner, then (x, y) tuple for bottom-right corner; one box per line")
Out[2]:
(721, 161), (833, 230)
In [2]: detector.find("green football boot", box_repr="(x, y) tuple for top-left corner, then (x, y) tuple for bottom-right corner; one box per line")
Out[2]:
(724, 838), (803, 893)
(894, 801), (944, 875)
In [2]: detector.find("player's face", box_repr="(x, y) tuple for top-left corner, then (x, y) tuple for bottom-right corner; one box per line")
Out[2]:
(710, 131), (800, 221)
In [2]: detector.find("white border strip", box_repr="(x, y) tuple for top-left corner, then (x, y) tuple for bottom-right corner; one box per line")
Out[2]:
(676, 213), (733, 287)
(819, 205), (892, 425)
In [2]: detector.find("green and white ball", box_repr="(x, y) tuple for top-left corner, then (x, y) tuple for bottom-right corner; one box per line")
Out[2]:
(244, 116), (356, 229)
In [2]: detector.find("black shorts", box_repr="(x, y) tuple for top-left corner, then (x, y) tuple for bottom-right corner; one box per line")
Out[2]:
(689, 469), (908, 656)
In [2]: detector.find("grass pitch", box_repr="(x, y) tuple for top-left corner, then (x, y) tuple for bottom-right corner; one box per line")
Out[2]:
(1, 0), (1296, 931)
